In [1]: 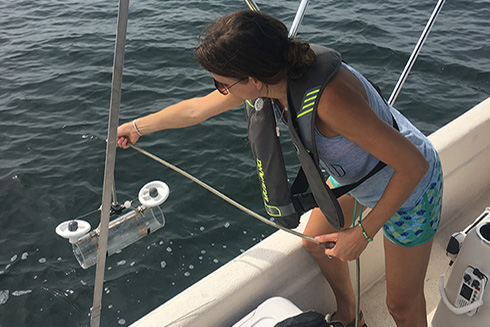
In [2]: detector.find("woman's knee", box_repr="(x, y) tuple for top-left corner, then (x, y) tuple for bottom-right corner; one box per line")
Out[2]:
(386, 295), (409, 323)
(302, 209), (329, 254)
(386, 291), (425, 324)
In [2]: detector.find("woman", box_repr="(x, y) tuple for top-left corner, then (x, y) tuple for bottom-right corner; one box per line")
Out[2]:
(117, 10), (443, 327)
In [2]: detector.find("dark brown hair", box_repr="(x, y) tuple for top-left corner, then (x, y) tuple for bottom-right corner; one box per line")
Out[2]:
(194, 10), (316, 84)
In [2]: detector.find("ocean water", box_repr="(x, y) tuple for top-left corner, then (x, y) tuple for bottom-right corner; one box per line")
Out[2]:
(0, 0), (488, 326)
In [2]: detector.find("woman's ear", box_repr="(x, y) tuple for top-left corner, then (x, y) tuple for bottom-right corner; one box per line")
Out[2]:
(249, 77), (263, 91)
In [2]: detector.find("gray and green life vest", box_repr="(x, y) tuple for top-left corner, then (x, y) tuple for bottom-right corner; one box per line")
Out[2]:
(246, 45), (396, 229)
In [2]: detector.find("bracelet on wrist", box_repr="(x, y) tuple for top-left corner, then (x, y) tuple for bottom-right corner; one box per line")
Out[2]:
(358, 220), (373, 242)
(133, 119), (143, 136)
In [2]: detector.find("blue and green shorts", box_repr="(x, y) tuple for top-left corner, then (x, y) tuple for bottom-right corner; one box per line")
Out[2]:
(384, 158), (443, 247)
(330, 158), (443, 247)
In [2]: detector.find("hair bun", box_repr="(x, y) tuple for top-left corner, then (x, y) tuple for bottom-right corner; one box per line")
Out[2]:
(286, 39), (316, 80)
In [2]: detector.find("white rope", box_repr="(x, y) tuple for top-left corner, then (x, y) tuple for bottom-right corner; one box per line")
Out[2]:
(128, 143), (322, 246)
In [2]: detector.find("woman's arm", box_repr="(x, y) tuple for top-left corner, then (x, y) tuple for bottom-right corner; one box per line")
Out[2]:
(314, 67), (429, 260)
(116, 90), (243, 148)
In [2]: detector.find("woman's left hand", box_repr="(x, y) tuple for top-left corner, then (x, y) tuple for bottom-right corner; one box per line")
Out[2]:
(315, 225), (370, 261)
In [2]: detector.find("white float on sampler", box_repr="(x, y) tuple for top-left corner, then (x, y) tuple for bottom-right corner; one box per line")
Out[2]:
(56, 181), (170, 269)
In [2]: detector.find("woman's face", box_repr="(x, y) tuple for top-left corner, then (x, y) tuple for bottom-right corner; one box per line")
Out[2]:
(212, 73), (258, 100)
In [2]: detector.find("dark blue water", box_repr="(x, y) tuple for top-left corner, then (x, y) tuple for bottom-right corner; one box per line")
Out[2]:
(0, 0), (489, 326)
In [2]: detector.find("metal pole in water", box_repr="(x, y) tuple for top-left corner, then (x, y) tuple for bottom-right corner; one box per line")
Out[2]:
(388, 0), (446, 105)
(289, 0), (310, 38)
(244, 0), (310, 38)
(244, 0), (260, 12)
(90, 0), (129, 325)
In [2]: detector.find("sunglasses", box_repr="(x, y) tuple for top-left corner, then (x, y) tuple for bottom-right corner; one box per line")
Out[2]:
(214, 78), (247, 95)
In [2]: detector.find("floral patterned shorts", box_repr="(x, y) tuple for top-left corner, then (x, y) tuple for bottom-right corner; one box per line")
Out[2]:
(383, 157), (443, 247)
(330, 156), (443, 247)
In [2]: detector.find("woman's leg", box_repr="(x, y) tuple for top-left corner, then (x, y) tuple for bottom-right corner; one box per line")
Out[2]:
(383, 157), (442, 326)
(384, 237), (433, 327)
(302, 194), (364, 324)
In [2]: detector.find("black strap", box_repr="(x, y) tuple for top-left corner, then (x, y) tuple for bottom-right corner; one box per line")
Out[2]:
(331, 159), (387, 198)
(290, 167), (308, 194)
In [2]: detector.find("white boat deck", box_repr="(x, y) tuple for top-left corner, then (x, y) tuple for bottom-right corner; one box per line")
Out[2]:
(132, 98), (490, 327)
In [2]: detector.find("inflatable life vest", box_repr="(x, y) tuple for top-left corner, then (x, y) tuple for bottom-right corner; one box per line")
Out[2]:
(246, 45), (397, 229)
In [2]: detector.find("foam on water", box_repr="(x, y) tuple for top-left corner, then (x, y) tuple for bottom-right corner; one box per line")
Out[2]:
(0, 291), (9, 305)
(12, 290), (33, 297)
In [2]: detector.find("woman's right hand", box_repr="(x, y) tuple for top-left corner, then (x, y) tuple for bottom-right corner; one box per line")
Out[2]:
(116, 121), (141, 149)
